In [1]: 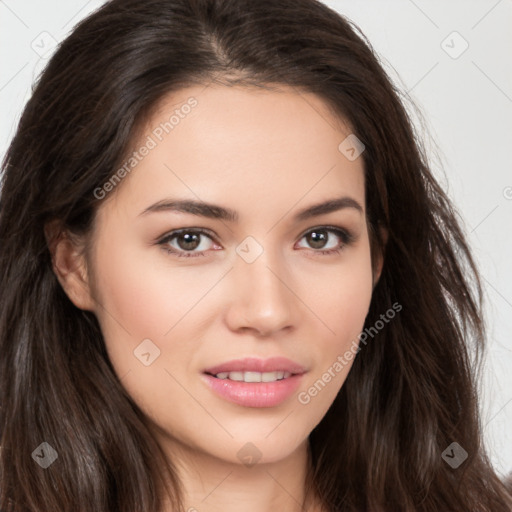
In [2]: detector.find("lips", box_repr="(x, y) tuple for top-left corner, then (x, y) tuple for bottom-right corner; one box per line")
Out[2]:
(201, 356), (307, 407)
(203, 356), (306, 376)
(202, 373), (304, 407)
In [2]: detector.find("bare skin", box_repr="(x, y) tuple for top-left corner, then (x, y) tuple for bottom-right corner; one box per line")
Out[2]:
(49, 83), (383, 512)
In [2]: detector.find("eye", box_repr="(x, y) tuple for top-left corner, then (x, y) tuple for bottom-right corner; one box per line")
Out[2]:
(296, 226), (354, 256)
(158, 228), (220, 258)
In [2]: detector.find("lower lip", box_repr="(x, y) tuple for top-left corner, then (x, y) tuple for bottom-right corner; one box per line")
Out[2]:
(201, 373), (304, 408)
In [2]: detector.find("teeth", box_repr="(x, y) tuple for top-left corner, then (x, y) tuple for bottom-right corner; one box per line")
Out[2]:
(214, 371), (292, 382)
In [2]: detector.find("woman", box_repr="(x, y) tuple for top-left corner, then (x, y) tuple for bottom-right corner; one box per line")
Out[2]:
(0, 0), (510, 511)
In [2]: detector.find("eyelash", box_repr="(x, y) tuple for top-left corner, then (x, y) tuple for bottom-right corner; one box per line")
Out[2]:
(157, 226), (355, 259)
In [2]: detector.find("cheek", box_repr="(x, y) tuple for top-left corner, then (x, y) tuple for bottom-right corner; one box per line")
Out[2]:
(91, 238), (221, 338)
(296, 242), (373, 410)
(302, 244), (374, 346)
(89, 236), (230, 390)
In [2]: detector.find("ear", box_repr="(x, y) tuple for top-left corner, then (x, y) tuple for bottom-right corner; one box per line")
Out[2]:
(44, 220), (96, 312)
(372, 224), (388, 288)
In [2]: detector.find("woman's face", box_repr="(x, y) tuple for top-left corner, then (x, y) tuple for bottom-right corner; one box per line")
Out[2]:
(76, 84), (379, 465)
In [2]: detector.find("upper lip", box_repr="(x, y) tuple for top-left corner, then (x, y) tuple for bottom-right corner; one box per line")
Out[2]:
(204, 357), (306, 376)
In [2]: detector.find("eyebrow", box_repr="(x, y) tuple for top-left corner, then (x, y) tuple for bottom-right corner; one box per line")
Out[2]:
(138, 196), (363, 222)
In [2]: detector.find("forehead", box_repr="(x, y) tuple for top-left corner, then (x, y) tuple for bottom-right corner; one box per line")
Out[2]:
(98, 84), (366, 224)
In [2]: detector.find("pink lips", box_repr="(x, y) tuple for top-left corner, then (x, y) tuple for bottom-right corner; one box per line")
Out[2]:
(202, 357), (306, 408)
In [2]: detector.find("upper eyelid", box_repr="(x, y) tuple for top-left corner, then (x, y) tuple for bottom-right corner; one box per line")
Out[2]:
(158, 227), (217, 244)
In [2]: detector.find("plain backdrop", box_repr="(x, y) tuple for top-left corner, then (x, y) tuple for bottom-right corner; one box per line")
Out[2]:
(1, 0), (511, 477)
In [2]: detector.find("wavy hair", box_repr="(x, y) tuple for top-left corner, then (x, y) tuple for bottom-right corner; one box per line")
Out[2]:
(1, 0), (511, 510)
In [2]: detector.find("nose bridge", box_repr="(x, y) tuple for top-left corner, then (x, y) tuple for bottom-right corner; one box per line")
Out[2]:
(226, 238), (297, 335)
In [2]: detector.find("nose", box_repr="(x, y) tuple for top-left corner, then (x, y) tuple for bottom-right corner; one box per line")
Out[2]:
(223, 248), (298, 337)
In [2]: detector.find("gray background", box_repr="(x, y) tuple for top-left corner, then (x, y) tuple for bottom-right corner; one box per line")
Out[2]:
(1, 0), (511, 476)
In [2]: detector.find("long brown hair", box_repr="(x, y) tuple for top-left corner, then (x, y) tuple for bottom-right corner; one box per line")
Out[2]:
(1, 0), (510, 510)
